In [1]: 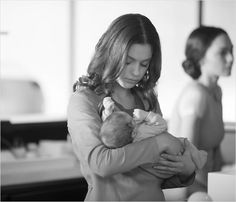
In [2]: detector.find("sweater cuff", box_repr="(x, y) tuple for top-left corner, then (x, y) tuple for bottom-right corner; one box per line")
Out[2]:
(178, 171), (196, 185)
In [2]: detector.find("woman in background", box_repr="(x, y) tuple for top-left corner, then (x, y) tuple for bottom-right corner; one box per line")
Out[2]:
(168, 26), (234, 196)
(67, 13), (196, 201)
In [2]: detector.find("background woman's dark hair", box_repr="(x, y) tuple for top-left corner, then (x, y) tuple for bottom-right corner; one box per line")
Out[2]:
(74, 13), (162, 111)
(182, 26), (227, 79)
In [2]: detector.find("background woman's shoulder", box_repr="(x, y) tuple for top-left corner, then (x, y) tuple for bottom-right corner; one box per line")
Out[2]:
(181, 81), (210, 102)
(178, 81), (208, 117)
(185, 81), (207, 94)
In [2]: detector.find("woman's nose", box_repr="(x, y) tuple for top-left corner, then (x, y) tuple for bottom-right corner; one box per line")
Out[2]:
(226, 51), (234, 64)
(131, 63), (141, 76)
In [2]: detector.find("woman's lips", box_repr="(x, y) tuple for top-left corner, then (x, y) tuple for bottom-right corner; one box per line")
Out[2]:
(125, 78), (139, 84)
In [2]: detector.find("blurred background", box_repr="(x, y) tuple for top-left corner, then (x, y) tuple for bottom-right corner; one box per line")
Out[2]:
(1, 0), (235, 121)
(0, 0), (235, 201)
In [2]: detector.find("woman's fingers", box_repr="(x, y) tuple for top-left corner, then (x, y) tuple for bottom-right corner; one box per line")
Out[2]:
(157, 159), (184, 168)
(160, 153), (182, 162)
(153, 165), (181, 174)
(152, 169), (175, 175)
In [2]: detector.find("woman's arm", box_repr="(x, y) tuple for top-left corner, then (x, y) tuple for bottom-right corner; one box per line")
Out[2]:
(67, 89), (164, 177)
(158, 139), (196, 189)
(153, 94), (198, 188)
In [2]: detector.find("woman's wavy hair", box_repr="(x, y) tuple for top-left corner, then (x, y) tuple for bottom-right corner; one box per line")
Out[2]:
(182, 26), (227, 79)
(73, 13), (162, 111)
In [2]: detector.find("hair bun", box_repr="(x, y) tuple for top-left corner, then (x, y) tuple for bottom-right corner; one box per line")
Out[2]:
(182, 59), (201, 79)
(182, 59), (195, 69)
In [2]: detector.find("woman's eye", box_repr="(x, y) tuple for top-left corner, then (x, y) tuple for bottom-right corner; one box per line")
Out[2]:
(220, 48), (232, 56)
(221, 49), (227, 55)
(126, 61), (132, 65)
(141, 63), (149, 68)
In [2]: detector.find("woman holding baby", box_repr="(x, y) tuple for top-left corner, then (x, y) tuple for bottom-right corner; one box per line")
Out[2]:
(67, 13), (197, 201)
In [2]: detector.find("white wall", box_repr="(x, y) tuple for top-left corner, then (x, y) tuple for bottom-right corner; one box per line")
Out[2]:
(0, 0), (70, 116)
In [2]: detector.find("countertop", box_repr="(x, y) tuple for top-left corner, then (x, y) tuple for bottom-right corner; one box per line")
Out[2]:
(1, 151), (83, 186)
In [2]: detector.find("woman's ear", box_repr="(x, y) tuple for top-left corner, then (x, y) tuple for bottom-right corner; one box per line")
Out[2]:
(199, 56), (206, 68)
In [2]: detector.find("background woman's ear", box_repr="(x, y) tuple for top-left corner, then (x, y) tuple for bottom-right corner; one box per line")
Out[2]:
(199, 57), (205, 68)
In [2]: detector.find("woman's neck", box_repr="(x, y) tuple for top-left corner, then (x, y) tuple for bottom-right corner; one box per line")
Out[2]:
(113, 83), (131, 96)
(112, 83), (135, 109)
(197, 74), (222, 102)
(198, 74), (219, 90)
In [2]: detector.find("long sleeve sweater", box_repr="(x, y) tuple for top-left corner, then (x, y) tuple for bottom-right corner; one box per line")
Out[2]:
(67, 88), (194, 201)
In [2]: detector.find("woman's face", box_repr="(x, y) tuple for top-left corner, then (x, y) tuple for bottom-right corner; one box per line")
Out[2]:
(201, 34), (234, 77)
(116, 43), (152, 89)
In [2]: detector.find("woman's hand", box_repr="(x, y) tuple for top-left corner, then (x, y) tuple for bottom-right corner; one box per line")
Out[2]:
(154, 139), (196, 178)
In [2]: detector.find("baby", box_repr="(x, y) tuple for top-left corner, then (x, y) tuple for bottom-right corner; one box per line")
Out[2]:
(99, 97), (207, 179)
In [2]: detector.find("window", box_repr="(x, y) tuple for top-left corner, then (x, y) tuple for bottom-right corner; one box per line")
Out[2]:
(1, 0), (70, 116)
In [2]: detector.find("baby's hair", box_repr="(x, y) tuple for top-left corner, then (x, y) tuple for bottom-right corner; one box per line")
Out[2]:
(99, 111), (133, 148)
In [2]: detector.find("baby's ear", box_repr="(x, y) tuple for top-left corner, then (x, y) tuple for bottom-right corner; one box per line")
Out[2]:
(132, 118), (142, 125)
(130, 120), (137, 127)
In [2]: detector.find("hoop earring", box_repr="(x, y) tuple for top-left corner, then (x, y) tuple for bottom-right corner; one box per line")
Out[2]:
(142, 70), (149, 82)
(136, 70), (149, 88)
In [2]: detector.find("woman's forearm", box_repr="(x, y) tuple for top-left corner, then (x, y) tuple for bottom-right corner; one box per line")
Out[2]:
(85, 138), (161, 177)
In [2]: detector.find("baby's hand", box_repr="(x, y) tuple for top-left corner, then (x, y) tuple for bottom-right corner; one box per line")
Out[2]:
(103, 97), (115, 112)
(147, 113), (167, 127)
(133, 109), (148, 123)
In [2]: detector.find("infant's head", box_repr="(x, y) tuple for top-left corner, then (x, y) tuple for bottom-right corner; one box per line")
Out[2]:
(99, 111), (134, 148)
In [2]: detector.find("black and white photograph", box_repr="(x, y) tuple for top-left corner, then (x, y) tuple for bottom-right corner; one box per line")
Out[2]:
(1, 0), (235, 201)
